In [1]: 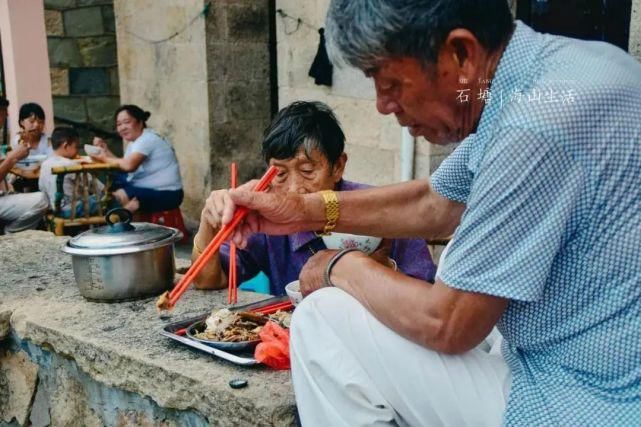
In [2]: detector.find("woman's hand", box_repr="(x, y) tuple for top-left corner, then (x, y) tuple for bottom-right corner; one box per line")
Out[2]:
(92, 137), (108, 150)
(89, 152), (108, 163)
(6, 144), (30, 162)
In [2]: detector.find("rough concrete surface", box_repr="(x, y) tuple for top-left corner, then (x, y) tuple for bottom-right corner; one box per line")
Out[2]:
(0, 231), (296, 426)
(0, 350), (39, 426)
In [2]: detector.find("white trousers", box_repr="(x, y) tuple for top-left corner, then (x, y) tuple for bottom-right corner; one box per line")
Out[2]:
(0, 191), (49, 233)
(291, 288), (511, 427)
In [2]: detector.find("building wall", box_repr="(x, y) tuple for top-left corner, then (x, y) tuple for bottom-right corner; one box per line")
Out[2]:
(44, 0), (120, 148)
(0, 0), (54, 138)
(204, 0), (273, 192)
(275, 0), (423, 186)
(113, 0), (211, 221)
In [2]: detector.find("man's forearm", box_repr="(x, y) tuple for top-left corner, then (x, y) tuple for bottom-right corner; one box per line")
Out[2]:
(330, 253), (506, 354)
(311, 180), (464, 240)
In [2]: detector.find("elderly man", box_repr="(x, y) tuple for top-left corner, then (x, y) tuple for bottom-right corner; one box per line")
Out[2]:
(219, 1), (641, 425)
(196, 101), (436, 296)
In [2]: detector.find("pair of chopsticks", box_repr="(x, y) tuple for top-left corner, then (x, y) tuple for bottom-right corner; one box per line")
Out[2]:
(228, 163), (238, 305)
(157, 165), (278, 310)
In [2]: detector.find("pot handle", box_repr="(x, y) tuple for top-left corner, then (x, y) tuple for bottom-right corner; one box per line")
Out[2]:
(105, 208), (135, 232)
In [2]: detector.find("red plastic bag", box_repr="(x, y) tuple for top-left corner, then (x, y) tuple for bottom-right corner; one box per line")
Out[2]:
(254, 321), (290, 370)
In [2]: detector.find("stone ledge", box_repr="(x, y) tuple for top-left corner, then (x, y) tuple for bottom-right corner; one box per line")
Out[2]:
(0, 231), (295, 425)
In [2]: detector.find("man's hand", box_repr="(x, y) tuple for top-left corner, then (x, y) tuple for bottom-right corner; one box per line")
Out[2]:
(298, 249), (340, 297)
(202, 189), (232, 232)
(228, 185), (316, 247)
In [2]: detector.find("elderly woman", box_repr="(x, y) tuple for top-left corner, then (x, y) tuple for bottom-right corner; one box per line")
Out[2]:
(92, 105), (183, 213)
(11, 103), (52, 156)
(195, 101), (436, 297)
(213, 0), (641, 425)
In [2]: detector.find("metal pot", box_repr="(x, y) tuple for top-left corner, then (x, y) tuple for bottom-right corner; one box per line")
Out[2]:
(62, 208), (183, 302)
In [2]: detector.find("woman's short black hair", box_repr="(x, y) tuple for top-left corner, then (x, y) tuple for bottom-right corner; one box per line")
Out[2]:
(115, 104), (151, 128)
(18, 103), (45, 124)
(262, 101), (345, 166)
(51, 126), (79, 150)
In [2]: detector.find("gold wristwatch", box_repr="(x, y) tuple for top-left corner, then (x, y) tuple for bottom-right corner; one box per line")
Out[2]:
(319, 190), (339, 235)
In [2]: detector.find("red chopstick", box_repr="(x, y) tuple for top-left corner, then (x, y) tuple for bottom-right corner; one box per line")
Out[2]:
(166, 166), (278, 308)
(252, 301), (294, 315)
(228, 163), (238, 305)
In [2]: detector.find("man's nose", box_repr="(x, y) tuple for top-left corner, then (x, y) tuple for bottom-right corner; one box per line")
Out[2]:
(376, 95), (402, 115)
(288, 176), (308, 194)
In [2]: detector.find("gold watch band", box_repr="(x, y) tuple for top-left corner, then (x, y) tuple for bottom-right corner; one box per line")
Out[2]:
(319, 190), (339, 235)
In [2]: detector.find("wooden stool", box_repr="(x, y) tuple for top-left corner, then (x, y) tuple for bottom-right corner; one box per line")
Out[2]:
(138, 208), (189, 243)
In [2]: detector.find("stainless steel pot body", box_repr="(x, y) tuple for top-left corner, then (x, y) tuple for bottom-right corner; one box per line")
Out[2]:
(69, 242), (176, 301)
(62, 209), (182, 302)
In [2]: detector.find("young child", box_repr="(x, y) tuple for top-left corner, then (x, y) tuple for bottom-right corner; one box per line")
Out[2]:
(39, 127), (103, 218)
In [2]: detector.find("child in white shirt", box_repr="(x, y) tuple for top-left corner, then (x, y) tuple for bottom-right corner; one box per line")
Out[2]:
(39, 127), (103, 218)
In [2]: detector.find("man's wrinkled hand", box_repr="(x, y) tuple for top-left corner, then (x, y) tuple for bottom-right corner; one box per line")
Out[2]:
(298, 250), (339, 297)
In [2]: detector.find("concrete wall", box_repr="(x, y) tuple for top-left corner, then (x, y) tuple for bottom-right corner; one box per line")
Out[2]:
(114, 0), (273, 223)
(204, 0), (273, 192)
(114, 0), (211, 221)
(275, 0), (424, 186)
(631, 0), (641, 61)
(45, 0), (121, 151)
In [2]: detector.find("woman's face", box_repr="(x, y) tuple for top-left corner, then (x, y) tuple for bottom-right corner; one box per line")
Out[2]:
(269, 147), (347, 195)
(20, 114), (45, 140)
(116, 110), (144, 142)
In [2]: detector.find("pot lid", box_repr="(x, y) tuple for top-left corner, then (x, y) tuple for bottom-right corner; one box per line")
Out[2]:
(68, 208), (176, 250)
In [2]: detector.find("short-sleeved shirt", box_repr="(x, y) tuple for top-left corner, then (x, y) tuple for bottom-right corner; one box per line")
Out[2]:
(39, 155), (103, 210)
(11, 134), (52, 156)
(219, 180), (436, 296)
(125, 129), (182, 191)
(432, 22), (641, 425)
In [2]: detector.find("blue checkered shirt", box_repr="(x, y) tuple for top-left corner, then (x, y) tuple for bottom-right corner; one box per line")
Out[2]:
(432, 22), (641, 426)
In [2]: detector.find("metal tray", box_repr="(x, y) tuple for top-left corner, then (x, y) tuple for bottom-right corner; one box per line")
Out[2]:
(160, 296), (290, 366)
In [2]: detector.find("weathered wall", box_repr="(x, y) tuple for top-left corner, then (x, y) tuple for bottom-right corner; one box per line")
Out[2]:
(1, 338), (208, 427)
(204, 0), (274, 191)
(113, 0), (273, 223)
(45, 0), (120, 150)
(275, 0), (419, 186)
(631, 0), (641, 61)
(114, 0), (210, 222)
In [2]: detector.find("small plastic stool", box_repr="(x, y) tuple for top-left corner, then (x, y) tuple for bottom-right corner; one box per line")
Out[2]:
(239, 272), (271, 294)
(138, 208), (189, 243)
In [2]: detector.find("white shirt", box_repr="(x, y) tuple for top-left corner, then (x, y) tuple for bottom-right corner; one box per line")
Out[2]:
(39, 155), (103, 210)
(125, 129), (182, 191)
(11, 133), (53, 156)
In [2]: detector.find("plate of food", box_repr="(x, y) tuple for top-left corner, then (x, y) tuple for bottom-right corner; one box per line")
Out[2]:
(186, 308), (292, 352)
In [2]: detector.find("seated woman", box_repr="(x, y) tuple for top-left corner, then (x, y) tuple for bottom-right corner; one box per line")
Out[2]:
(10, 103), (52, 192)
(11, 102), (52, 156)
(91, 105), (183, 213)
(193, 101), (437, 296)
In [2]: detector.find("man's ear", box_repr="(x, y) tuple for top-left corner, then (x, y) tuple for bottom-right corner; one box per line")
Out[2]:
(332, 152), (348, 182)
(440, 28), (483, 84)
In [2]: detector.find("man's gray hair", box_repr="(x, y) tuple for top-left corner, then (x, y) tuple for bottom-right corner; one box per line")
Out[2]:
(325, 0), (513, 70)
